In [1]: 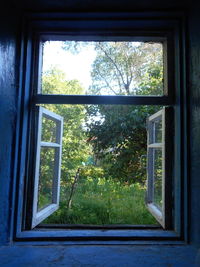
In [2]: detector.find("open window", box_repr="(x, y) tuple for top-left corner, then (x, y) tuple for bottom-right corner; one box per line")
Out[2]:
(15, 13), (185, 241)
(146, 107), (173, 229)
(28, 38), (173, 229)
(32, 107), (63, 228)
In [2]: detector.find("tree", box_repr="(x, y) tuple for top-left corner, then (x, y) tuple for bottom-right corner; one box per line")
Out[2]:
(62, 41), (163, 96)
(85, 42), (163, 183)
(89, 42), (163, 95)
(85, 104), (160, 184)
(58, 42), (163, 184)
(41, 67), (91, 198)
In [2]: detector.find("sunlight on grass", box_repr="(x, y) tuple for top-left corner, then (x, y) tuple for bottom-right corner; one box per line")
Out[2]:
(45, 178), (157, 225)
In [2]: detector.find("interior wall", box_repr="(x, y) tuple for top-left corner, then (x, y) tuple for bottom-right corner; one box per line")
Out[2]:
(0, 0), (200, 246)
(0, 3), (20, 244)
(188, 3), (200, 246)
(21, 0), (187, 11)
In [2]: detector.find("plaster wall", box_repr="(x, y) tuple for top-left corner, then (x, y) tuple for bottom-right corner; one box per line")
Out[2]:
(21, 0), (188, 11)
(189, 3), (200, 246)
(0, 6), (19, 244)
(0, 0), (200, 265)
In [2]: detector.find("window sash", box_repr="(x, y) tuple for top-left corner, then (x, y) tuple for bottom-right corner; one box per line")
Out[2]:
(33, 95), (174, 106)
(33, 30), (174, 102)
(31, 107), (63, 228)
(146, 107), (173, 229)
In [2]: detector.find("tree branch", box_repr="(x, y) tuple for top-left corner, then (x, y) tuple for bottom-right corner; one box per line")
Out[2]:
(96, 69), (118, 95)
(97, 43), (128, 94)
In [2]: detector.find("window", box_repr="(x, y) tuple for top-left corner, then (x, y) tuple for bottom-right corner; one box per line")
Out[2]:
(146, 107), (173, 229)
(31, 39), (168, 228)
(15, 13), (186, 242)
(32, 107), (63, 228)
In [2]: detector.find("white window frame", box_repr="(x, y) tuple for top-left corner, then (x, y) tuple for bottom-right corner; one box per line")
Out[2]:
(146, 107), (173, 229)
(32, 107), (63, 228)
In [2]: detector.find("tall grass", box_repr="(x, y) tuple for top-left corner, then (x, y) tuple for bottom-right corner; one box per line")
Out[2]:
(45, 177), (157, 225)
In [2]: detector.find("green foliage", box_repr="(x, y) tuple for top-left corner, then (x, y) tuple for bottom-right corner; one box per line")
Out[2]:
(45, 176), (157, 225)
(89, 42), (163, 95)
(80, 166), (105, 181)
(39, 40), (164, 225)
(153, 149), (163, 208)
(86, 104), (160, 184)
(136, 63), (164, 96)
(84, 42), (163, 183)
(42, 67), (83, 95)
(61, 41), (163, 96)
(39, 67), (91, 205)
(38, 148), (54, 210)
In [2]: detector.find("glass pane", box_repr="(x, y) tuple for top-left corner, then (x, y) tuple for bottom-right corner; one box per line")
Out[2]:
(41, 41), (163, 96)
(41, 116), (57, 143)
(153, 149), (162, 209)
(37, 147), (56, 211)
(154, 118), (162, 143)
(38, 104), (163, 225)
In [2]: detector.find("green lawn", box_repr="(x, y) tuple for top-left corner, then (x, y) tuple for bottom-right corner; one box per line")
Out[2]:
(45, 177), (157, 225)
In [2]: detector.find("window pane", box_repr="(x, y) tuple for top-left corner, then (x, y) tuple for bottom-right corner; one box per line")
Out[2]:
(37, 147), (56, 211)
(41, 116), (57, 143)
(41, 41), (164, 96)
(153, 148), (162, 209)
(154, 118), (162, 143)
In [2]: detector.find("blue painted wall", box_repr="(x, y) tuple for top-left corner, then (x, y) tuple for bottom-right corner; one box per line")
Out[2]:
(0, 0), (200, 265)
(189, 3), (200, 246)
(0, 5), (19, 244)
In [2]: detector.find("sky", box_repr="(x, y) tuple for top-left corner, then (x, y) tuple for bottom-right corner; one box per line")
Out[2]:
(42, 41), (97, 91)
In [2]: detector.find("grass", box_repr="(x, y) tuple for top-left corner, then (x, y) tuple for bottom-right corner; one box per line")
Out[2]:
(44, 177), (157, 225)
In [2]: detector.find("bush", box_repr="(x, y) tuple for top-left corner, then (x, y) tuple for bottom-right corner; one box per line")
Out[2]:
(45, 176), (157, 225)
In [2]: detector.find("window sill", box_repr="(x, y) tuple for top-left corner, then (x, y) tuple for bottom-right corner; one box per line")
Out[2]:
(15, 228), (182, 245)
(0, 244), (198, 266)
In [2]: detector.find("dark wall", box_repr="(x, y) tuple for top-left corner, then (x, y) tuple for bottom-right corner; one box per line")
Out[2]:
(0, 0), (200, 246)
(21, 0), (187, 11)
(189, 3), (200, 245)
(0, 4), (19, 244)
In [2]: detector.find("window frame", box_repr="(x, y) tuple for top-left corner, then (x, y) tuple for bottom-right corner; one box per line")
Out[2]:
(31, 106), (63, 228)
(146, 107), (173, 229)
(13, 12), (187, 244)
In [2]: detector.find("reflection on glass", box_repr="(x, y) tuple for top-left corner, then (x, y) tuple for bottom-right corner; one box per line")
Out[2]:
(41, 41), (163, 96)
(37, 147), (56, 211)
(41, 116), (57, 143)
(154, 118), (162, 143)
(153, 149), (162, 209)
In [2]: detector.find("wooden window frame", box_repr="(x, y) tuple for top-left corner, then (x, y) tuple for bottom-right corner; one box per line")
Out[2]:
(32, 107), (63, 228)
(146, 107), (173, 229)
(13, 12), (188, 244)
